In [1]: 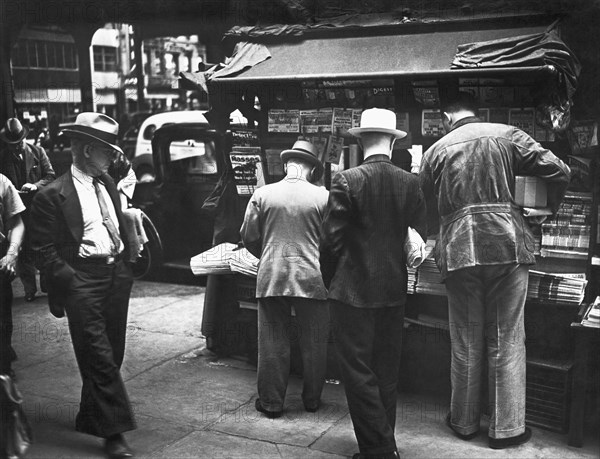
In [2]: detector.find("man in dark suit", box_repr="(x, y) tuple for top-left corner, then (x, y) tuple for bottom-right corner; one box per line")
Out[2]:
(0, 117), (55, 301)
(30, 113), (135, 459)
(320, 108), (427, 459)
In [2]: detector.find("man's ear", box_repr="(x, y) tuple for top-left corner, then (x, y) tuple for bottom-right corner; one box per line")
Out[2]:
(443, 112), (452, 126)
(83, 144), (92, 158)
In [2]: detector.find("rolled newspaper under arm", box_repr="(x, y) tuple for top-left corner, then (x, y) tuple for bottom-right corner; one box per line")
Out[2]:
(404, 226), (426, 268)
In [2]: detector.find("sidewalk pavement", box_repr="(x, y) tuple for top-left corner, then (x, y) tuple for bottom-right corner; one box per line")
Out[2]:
(9, 278), (600, 459)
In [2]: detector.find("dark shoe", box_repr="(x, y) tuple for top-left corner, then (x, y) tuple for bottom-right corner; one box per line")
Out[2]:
(104, 434), (133, 458)
(489, 427), (532, 449)
(352, 450), (400, 459)
(304, 400), (320, 413)
(446, 413), (478, 440)
(25, 293), (36, 302)
(254, 398), (282, 419)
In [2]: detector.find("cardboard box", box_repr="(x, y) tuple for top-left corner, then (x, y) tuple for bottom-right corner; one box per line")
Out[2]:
(514, 176), (547, 208)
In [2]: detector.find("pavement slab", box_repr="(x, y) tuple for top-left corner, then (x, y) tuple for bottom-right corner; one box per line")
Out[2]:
(125, 355), (258, 428)
(212, 378), (349, 448)
(8, 279), (600, 459)
(149, 430), (280, 458)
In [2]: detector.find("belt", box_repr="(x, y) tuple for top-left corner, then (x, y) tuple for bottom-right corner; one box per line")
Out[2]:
(75, 252), (124, 265)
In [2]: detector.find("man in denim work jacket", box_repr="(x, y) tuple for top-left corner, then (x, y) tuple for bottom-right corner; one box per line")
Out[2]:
(419, 93), (571, 449)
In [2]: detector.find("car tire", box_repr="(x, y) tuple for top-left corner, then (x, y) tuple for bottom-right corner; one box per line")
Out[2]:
(131, 211), (163, 280)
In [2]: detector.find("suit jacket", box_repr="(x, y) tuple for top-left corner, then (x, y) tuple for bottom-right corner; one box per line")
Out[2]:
(320, 155), (427, 308)
(0, 143), (55, 190)
(30, 170), (130, 317)
(240, 178), (329, 299)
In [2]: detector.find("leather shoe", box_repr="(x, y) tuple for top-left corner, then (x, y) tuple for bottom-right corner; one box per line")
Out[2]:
(254, 398), (282, 419)
(304, 401), (320, 413)
(25, 293), (36, 302)
(445, 413), (478, 440)
(489, 427), (532, 449)
(104, 434), (133, 458)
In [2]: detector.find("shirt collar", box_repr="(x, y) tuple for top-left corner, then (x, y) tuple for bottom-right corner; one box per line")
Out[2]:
(363, 154), (392, 164)
(449, 116), (482, 133)
(71, 164), (94, 185)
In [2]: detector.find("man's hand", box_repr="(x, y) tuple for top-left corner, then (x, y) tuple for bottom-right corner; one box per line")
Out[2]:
(21, 183), (37, 192)
(0, 252), (18, 280)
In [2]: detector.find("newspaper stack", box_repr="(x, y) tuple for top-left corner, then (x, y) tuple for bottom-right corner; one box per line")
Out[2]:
(190, 243), (238, 276)
(527, 270), (588, 305)
(228, 248), (260, 277)
(581, 297), (600, 328)
(415, 239), (446, 296)
(407, 266), (418, 294)
(190, 243), (261, 277)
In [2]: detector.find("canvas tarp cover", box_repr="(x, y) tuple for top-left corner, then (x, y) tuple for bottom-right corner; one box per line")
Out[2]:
(451, 30), (581, 99)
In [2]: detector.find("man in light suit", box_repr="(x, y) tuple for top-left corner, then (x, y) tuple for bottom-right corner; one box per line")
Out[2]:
(320, 109), (427, 459)
(30, 113), (135, 459)
(241, 140), (330, 418)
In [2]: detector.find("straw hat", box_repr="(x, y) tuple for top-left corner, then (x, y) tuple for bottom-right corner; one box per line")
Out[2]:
(348, 108), (407, 139)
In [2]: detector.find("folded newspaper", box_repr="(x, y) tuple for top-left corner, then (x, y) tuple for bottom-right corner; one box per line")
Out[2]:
(404, 227), (427, 268)
(190, 243), (259, 277)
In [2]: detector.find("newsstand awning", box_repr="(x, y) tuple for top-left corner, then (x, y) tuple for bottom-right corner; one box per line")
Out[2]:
(211, 24), (554, 84)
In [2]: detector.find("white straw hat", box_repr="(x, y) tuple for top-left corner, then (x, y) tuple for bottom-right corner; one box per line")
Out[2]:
(348, 108), (407, 139)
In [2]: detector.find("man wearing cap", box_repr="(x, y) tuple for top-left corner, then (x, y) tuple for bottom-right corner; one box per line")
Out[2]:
(240, 139), (330, 418)
(29, 113), (135, 458)
(0, 117), (55, 302)
(419, 93), (570, 449)
(320, 108), (427, 459)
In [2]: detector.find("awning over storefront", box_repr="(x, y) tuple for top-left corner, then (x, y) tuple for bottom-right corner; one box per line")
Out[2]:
(211, 24), (555, 84)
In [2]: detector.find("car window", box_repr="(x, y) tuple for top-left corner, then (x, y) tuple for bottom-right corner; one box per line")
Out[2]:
(142, 124), (157, 140)
(169, 139), (217, 176)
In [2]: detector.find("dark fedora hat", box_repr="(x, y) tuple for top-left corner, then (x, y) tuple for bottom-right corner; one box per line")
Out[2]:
(0, 118), (29, 144)
(280, 140), (324, 181)
(61, 112), (123, 154)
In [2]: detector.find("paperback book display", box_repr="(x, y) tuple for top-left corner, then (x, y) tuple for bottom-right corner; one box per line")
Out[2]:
(527, 271), (588, 305)
(581, 297), (600, 328)
(540, 191), (592, 259)
(406, 241), (588, 305)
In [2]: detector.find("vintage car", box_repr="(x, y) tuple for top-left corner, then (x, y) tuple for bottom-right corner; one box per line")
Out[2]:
(130, 122), (230, 279)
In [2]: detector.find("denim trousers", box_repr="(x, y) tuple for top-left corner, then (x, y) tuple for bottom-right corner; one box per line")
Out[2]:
(330, 300), (404, 456)
(445, 263), (528, 439)
(257, 297), (330, 412)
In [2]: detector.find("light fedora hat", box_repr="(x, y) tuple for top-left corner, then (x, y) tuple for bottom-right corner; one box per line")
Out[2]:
(280, 139), (324, 181)
(61, 112), (123, 154)
(0, 118), (29, 144)
(348, 108), (407, 139)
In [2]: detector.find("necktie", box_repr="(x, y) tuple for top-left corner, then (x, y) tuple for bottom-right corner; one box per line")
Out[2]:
(92, 177), (121, 254)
